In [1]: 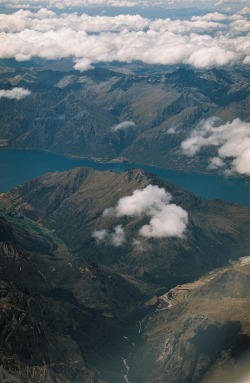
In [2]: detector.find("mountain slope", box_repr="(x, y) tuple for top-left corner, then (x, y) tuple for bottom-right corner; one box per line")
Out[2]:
(0, 63), (249, 172)
(0, 204), (152, 383)
(3, 167), (250, 289)
(128, 256), (250, 383)
(1, 168), (250, 382)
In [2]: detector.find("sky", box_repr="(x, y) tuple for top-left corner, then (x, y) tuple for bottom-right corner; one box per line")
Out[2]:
(0, 0), (249, 12)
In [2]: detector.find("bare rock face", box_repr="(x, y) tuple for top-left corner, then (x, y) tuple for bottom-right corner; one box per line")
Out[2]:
(128, 257), (250, 383)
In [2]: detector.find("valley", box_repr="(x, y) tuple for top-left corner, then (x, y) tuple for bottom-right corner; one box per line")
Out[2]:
(0, 167), (250, 382)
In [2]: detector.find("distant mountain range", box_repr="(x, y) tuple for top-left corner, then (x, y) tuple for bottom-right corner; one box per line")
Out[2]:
(0, 61), (249, 172)
(1, 167), (250, 382)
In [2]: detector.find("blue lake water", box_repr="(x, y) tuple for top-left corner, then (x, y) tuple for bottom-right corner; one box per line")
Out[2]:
(0, 149), (250, 206)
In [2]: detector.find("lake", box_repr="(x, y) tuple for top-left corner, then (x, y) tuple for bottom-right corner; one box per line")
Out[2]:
(0, 149), (250, 206)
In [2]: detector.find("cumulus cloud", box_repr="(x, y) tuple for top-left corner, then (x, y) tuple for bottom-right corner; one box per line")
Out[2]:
(132, 238), (145, 251)
(208, 156), (225, 169)
(139, 204), (188, 238)
(114, 184), (172, 217)
(92, 225), (125, 246)
(167, 123), (183, 134)
(0, 87), (31, 100)
(181, 117), (250, 176)
(110, 224), (126, 246)
(191, 12), (228, 21)
(239, 7), (250, 15)
(104, 184), (188, 239)
(0, 9), (249, 70)
(111, 121), (136, 132)
(92, 229), (109, 242)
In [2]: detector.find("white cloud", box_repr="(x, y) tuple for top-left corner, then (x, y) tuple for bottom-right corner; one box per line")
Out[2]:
(105, 184), (188, 239)
(111, 121), (136, 132)
(0, 0), (138, 9)
(0, 9), (249, 70)
(1, 0), (249, 12)
(167, 127), (177, 134)
(191, 12), (227, 21)
(132, 238), (144, 251)
(239, 7), (250, 15)
(208, 156), (225, 169)
(110, 224), (126, 246)
(139, 204), (188, 238)
(92, 229), (109, 242)
(115, 184), (172, 217)
(0, 87), (31, 100)
(92, 225), (125, 246)
(181, 117), (250, 176)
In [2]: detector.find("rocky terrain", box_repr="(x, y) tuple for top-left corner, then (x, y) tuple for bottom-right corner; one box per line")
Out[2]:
(0, 61), (249, 172)
(0, 167), (250, 382)
(128, 256), (250, 383)
(3, 167), (250, 287)
(0, 203), (154, 383)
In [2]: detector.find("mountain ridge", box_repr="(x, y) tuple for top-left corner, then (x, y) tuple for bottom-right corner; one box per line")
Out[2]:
(0, 63), (249, 173)
(1, 167), (250, 382)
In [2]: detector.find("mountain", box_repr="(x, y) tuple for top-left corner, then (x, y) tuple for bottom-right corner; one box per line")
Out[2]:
(3, 167), (250, 288)
(128, 256), (250, 383)
(0, 62), (249, 172)
(0, 201), (150, 383)
(1, 167), (250, 382)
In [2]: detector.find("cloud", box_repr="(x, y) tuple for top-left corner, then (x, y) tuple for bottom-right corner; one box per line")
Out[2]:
(208, 156), (225, 169)
(92, 225), (125, 246)
(181, 117), (250, 176)
(104, 184), (188, 239)
(92, 229), (109, 242)
(139, 204), (188, 238)
(167, 123), (183, 134)
(0, 0), (138, 9)
(111, 121), (136, 132)
(0, 9), (249, 70)
(239, 7), (250, 15)
(132, 238), (145, 251)
(191, 12), (228, 22)
(114, 184), (172, 217)
(110, 224), (126, 246)
(0, 87), (31, 100)
(1, 0), (249, 11)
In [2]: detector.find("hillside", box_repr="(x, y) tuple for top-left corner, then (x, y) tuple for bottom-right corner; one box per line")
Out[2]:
(128, 256), (250, 383)
(0, 63), (249, 172)
(3, 167), (250, 289)
(1, 167), (250, 382)
(0, 204), (151, 383)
